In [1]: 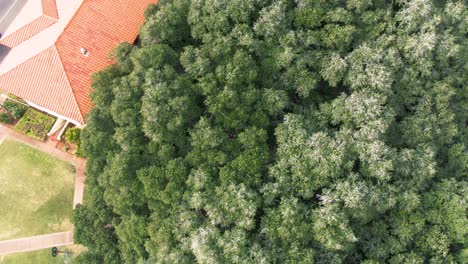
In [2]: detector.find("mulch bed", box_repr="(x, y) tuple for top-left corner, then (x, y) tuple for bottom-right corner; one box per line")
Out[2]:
(56, 140), (77, 154)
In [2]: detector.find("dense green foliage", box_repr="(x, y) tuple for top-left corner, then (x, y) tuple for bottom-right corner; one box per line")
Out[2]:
(65, 127), (84, 157)
(0, 112), (13, 124)
(3, 100), (27, 119)
(65, 127), (81, 144)
(0, 100), (27, 123)
(74, 0), (467, 263)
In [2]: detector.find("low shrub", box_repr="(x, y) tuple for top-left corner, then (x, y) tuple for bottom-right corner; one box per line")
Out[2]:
(3, 100), (27, 119)
(65, 127), (81, 144)
(74, 140), (84, 157)
(7, 93), (26, 103)
(65, 127), (83, 157)
(15, 109), (55, 141)
(0, 113), (13, 124)
(73, 147), (84, 158)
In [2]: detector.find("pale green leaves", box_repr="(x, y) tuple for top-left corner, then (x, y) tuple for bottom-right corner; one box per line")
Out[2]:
(345, 44), (398, 93)
(261, 197), (314, 244)
(313, 203), (357, 251)
(262, 89), (288, 114)
(190, 225), (222, 264)
(396, 0), (432, 32)
(272, 114), (352, 198)
(321, 53), (347, 87)
(205, 183), (260, 230)
(254, 0), (289, 38)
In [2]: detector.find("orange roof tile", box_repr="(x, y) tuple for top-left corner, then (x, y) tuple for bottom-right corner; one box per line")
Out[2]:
(0, 0), (58, 48)
(0, 16), (57, 48)
(55, 0), (157, 121)
(0, 0), (157, 125)
(42, 0), (59, 19)
(0, 46), (83, 123)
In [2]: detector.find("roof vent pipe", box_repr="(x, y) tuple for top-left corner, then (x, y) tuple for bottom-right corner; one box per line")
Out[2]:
(80, 48), (89, 57)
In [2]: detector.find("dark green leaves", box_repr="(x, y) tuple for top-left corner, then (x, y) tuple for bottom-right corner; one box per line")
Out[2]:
(75, 0), (468, 263)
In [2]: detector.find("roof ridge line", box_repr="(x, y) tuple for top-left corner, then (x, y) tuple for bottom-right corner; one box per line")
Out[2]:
(0, 15), (58, 48)
(54, 0), (86, 45)
(42, 14), (59, 22)
(51, 44), (85, 124)
(0, 43), (53, 75)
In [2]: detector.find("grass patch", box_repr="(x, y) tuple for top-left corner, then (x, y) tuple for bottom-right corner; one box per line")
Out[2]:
(0, 140), (75, 240)
(0, 245), (86, 264)
(14, 109), (55, 141)
(0, 249), (64, 264)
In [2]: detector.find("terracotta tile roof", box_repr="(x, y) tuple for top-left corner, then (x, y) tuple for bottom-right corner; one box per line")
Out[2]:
(0, 46), (83, 123)
(55, 0), (157, 121)
(0, 16), (57, 48)
(0, 0), (156, 125)
(0, 0), (58, 48)
(42, 0), (59, 19)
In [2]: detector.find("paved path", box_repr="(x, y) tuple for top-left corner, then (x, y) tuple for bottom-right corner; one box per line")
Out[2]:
(0, 232), (73, 256)
(73, 159), (86, 209)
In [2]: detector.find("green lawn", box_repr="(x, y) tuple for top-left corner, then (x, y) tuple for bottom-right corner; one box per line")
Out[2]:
(0, 249), (65, 264)
(0, 139), (75, 241)
(0, 245), (85, 264)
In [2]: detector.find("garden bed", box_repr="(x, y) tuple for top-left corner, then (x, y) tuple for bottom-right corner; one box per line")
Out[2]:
(14, 108), (55, 141)
(56, 140), (78, 154)
(0, 99), (28, 126)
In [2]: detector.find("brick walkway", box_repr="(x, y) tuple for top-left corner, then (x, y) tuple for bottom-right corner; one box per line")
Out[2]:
(0, 232), (73, 256)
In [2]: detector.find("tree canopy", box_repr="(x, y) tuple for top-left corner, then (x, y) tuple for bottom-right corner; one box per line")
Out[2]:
(73, 0), (467, 263)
